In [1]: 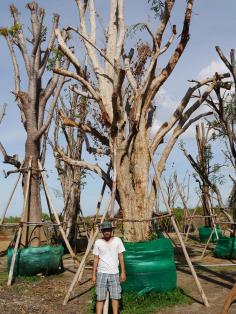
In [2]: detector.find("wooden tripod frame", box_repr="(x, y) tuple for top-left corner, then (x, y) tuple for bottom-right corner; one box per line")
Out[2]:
(2, 158), (80, 286)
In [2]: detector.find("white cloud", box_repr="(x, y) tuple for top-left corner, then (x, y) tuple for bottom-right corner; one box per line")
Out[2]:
(198, 59), (228, 80)
(182, 124), (196, 139)
(150, 119), (161, 137)
(155, 88), (179, 110)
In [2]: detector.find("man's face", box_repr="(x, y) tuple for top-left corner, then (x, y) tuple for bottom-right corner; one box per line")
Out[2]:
(102, 228), (113, 240)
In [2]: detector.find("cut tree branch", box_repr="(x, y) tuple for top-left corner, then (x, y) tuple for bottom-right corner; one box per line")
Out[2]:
(56, 147), (112, 189)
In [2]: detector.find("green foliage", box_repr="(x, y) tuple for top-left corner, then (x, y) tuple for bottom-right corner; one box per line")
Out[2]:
(89, 288), (190, 314)
(15, 275), (42, 282)
(0, 27), (9, 37)
(126, 23), (148, 39)
(178, 139), (186, 151)
(47, 48), (64, 71)
(4, 216), (20, 223)
(208, 95), (236, 141)
(42, 212), (51, 221)
(0, 23), (22, 37)
(8, 23), (22, 36)
(0, 272), (8, 284)
(148, 0), (165, 18)
(173, 207), (184, 228)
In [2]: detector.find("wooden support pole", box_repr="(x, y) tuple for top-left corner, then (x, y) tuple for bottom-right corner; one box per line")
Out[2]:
(0, 171), (21, 225)
(186, 214), (216, 219)
(94, 162), (111, 222)
(103, 292), (109, 314)
(199, 227), (214, 261)
(149, 148), (210, 307)
(63, 197), (113, 305)
(216, 221), (236, 225)
(7, 158), (32, 286)
(209, 204), (219, 241)
(38, 161), (80, 267)
(185, 200), (200, 241)
(221, 282), (236, 314)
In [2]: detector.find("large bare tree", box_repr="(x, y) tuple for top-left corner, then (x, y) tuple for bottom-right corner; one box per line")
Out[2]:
(0, 2), (68, 246)
(54, 0), (229, 241)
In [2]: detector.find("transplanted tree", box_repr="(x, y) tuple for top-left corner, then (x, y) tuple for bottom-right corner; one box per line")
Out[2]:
(181, 122), (233, 225)
(50, 87), (89, 245)
(54, 0), (229, 241)
(205, 47), (236, 229)
(0, 2), (68, 246)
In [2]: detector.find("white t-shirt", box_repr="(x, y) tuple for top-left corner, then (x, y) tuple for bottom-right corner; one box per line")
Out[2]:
(93, 237), (125, 274)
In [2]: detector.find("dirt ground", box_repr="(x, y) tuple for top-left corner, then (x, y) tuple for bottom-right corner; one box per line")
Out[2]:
(1, 235), (236, 314)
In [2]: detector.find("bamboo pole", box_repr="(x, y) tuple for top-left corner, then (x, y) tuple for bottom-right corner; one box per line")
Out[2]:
(221, 282), (236, 314)
(103, 292), (109, 314)
(174, 173), (192, 227)
(94, 162), (111, 222)
(63, 197), (113, 305)
(38, 161), (80, 267)
(185, 200), (200, 241)
(7, 158), (32, 286)
(66, 162), (112, 300)
(149, 148), (210, 307)
(208, 204), (219, 241)
(0, 171), (21, 225)
(186, 214), (216, 219)
(216, 221), (236, 225)
(199, 227), (214, 260)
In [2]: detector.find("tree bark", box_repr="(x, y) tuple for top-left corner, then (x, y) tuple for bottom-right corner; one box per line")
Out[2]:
(21, 136), (47, 247)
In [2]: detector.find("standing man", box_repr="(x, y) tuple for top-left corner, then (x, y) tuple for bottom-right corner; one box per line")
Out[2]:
(92, 221), (126, 314)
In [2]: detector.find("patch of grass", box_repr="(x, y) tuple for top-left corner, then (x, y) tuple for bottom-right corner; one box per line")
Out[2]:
(88, 288), (190, 314)
(0, 272), (8, 284)
(15, 275), (42, 282)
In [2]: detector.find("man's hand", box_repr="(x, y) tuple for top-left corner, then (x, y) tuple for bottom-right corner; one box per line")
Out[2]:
(92, 255), (99, 285)
(120, 272), (126, 283)
(92, 274), (96, 285)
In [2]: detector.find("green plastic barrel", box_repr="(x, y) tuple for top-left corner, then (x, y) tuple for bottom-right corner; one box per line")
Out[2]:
(198, 226), (222, 243)
(122, 238), (176, 294)
(214, 237), (236, 259)
(7, 245), (64, 276)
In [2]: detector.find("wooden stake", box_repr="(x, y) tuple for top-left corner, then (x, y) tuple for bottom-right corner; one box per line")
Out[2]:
(103, 292), (109, 314)
(185, 200), (200, 241)
(7, 158), (32, 286)
(38, 161), (80, 267)
(0, 171), (21, 225)
(149, 148), (210, 307)
(221, 282), (236, 314)
(94, 162), (111, 222)
(63, 198), (112, 305)
(199, 227), (214, 260)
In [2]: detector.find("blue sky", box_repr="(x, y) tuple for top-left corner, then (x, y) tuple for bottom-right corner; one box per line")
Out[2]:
(0, 0), (235, 217)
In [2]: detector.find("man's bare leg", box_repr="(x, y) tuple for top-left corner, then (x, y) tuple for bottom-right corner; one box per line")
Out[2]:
(111, 299), (119, 314)
(96, 301), (104, 314)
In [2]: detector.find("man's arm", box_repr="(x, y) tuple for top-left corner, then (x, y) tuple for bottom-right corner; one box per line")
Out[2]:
(118, 253), (126, 283)
(92, 255), (99, 284)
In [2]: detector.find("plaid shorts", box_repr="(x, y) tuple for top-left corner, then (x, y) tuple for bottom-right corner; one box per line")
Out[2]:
(96, 273), (121, 301)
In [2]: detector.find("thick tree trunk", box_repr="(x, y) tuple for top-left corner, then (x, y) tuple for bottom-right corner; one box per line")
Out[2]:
(63, 169), (82, 244)
(116, 128), (152, 241)
(20, 136), (46, 247)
